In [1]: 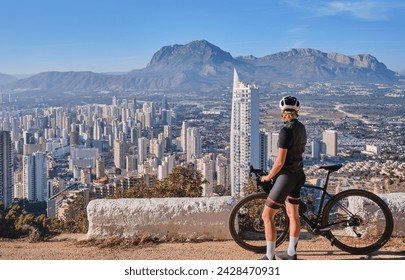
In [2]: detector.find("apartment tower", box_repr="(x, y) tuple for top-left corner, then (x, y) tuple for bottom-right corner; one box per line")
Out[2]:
(322, 130), (338, 156)
(0, 131), (13, 208)
(230, 69), (260, 196)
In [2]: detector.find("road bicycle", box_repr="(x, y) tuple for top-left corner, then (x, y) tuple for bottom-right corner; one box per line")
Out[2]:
(228, 164), (394, 255)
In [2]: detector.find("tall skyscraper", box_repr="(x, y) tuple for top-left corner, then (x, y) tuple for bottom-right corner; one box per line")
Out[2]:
(186, 127), (201, 163)
(269, 132), (279, 157)
(230, 69), (260, 196)
(162, 94), (168, 110)
(322, 130), (338, 156)
(0, 131), (13, 208)
(266, 132), (279, 168)
(22, 151), (47, 201)
(114, 139), (126, 169)
(311, 140), (322, 160)
(163, 125), (172, 149)
(216, 154), (230, 191)
(138, 137), (148, 164)
(180, 121), (189, 153)
(259, 130), (268, 171)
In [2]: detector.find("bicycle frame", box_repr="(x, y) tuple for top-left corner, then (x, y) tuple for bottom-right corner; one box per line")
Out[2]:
(300, 167), (365, 235)
(299, 167), (336, 233)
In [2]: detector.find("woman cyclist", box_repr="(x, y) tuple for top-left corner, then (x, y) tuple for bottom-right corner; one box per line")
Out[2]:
(260, 96), (307, 260)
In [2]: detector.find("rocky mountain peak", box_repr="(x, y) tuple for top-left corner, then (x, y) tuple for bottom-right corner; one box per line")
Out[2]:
(290, 48), (324, 56)
(147, 40), (234, 68)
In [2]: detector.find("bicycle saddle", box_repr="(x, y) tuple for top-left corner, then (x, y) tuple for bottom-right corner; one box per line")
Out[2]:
(319, 164), (343, 172)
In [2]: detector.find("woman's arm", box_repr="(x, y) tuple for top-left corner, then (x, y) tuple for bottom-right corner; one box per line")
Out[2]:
(261, 148), (287, 182)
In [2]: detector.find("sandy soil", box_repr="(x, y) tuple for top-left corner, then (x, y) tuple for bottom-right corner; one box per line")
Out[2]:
(0, 233), (404, 260)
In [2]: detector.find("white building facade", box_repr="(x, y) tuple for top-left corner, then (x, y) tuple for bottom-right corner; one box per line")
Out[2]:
(0, 131), (13, 208)
(322, 130), (338, 156)
(230, 69), (260, 196)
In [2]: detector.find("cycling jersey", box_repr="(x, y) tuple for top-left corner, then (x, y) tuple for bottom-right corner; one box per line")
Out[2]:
(278, 119), (307, 173)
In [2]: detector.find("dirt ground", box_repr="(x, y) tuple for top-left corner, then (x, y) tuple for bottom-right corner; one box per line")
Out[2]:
(0, 233), (404, 260)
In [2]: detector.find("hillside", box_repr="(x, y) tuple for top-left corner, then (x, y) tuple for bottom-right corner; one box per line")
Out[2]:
(0, 73), (17, 85)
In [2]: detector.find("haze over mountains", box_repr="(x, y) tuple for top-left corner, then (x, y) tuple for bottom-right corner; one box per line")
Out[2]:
(0, 73), (18, 85)
(0, 40), (403, 93)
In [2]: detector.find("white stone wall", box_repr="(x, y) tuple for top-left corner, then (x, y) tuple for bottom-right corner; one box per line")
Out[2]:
(381, 193), (405, 237)
(87, 193), (405, 240)
(87, 196), (236, 240)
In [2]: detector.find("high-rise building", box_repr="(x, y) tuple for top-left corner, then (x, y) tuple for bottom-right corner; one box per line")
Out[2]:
(186, 127), (201, 163)
(150, 138), (163, 160)
(163, 125), (172, 149)
(125, 155), (138, 173)
(130, 125), (140, 145)
(230, 69), (260, 196)
(93, 118), (103, 140)
(216, 154), (230, 191)
(266, 132), (279, 168)
(157, 155), (175, 180)
(114, 139), (126, 169)
(180, 121), (189, 153)
(197, 154), (215, 197)
(311, 140), (322, 160)
(22, 151), (47, 201)
(138, 137), (148, 164)
(162, 94), (168, 110)
(142, 102), (155, 129)
(269, 132), (279, 157)
(70, 147), (99, 170)
(259, 130), (268, 171)
(0, 131), (13, 208)
(322, 130), (338, 156)
(96, 157), (105, 178)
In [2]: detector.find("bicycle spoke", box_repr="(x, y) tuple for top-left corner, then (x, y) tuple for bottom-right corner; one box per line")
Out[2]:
(229, 193), (289, 253)
(323, 189), (393, 254)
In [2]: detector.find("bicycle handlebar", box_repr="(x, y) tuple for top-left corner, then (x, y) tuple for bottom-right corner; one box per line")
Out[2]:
(249, 165), (273, 194)
(249, 165), (268, 177)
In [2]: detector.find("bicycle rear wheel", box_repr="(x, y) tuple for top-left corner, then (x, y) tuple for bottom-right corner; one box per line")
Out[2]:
(322, 189), (393, 255)
(229, 192), (289, 253)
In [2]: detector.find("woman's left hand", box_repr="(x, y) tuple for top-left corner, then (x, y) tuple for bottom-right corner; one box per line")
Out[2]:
(260, 175), (271, 182)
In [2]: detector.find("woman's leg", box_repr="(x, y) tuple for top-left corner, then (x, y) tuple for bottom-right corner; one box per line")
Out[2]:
(285, 201), (300, 257)
(261, 205), (279, 259)
(262, 205), (278, 241)
(285, 200), (300, 237)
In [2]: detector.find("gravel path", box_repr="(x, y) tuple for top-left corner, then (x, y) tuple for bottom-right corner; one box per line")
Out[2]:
(0, 234), (404, 260)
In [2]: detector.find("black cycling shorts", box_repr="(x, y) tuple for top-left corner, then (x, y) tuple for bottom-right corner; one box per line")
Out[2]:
(265, 170), (305, 209)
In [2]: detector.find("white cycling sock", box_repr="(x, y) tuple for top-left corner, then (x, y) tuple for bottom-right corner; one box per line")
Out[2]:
(266, 241), (275, 260)
(287, 236), (299, 256)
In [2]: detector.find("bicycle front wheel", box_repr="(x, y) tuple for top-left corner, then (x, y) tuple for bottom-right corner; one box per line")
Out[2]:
(322, 189), (393, 255)
(229, 192), (289, 253)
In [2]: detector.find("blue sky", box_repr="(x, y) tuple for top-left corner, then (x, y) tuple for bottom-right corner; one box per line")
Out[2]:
(1, 0), (404, 75)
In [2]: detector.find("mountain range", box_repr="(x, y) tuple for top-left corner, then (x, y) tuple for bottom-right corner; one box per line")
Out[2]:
(0, 40), (403, 93)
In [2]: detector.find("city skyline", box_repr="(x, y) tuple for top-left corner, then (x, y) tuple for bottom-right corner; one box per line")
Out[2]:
(1, 0), (405, 75)
(0, 79), (404, 221)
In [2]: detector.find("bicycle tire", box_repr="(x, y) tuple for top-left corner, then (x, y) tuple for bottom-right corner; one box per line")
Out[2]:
(229, 192), (289, 253)
(322, 189), (393, 255)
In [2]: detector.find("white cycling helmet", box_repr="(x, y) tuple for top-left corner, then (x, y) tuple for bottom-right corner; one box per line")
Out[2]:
(279, 96), (300, 112)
